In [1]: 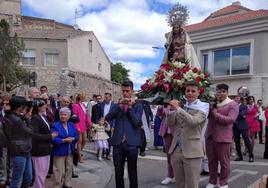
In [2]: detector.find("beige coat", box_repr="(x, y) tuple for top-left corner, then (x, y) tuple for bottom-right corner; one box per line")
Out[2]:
(167, 108), (206, 158)
(92, 123), (110, 141)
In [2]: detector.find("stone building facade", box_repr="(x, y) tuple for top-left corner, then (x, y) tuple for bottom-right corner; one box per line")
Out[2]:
(0, 0), (121, 100)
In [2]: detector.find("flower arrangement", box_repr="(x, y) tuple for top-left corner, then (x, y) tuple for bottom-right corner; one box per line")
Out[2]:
(138, 61), (211, 104)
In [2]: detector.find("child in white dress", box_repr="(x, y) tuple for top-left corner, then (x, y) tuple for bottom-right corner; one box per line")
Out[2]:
(93, 118), (110, 160)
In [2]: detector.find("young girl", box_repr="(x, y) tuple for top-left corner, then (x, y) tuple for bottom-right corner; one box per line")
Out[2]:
(93, 118), (110, 161)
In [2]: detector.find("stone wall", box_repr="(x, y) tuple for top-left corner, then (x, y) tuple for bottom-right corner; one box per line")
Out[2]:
(19, 67), (121, 101)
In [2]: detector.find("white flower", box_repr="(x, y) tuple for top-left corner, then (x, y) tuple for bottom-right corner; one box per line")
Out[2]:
(164, 70), (173, 82)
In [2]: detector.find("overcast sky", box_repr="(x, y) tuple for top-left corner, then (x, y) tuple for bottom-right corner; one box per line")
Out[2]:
(22, 0), (268, 89)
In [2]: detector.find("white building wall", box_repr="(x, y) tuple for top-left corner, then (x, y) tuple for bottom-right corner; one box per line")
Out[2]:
(67, 33), (111, 80)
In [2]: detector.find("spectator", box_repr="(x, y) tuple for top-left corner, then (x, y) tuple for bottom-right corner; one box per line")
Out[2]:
(51, 107), (79, 188)
(246, 96), (260, 152)
(3, 96), (33, 188)
(92, 118), (110, 161)
(264, 106), (268, 159)
(72, 94), (92, 163)
(257, 99), (264, 144)
(31, 99), (58, 188)
(28, 87), (40, 101)
(39, 86), (48, 95)
(98, 92), (116, 160)
(233, 96), (254, 162)
(0, 96), (10, 187)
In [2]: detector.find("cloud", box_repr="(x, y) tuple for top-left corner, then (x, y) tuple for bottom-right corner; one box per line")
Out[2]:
(76, 0), (170, 61)
(119, 61), (158, 89)
(23, 0), (111, 22)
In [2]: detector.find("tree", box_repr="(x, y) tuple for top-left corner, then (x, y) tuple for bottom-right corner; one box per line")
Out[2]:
(111, 62), (130, 84)
(0, 19), (28, 92)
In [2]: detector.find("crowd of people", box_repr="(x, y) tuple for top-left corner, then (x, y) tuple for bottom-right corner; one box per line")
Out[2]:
(0, 80), (268, 188)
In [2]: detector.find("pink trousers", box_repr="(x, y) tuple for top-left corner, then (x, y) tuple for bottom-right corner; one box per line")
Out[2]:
(32, 155), (50, 188)
(163, 133), (174, 178)
(205, 138), (231, 186)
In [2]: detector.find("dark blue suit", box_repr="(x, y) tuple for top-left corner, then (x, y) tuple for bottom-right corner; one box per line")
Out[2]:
(99, 101), (116, 127)
(99, 101), (116, 156)
(105, 102), (143, 188)
(233, 104), (253, 159)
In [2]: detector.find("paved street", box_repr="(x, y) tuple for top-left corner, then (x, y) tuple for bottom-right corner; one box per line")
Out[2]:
(104, 133), (268, 188)
(43, 132), (268, 188)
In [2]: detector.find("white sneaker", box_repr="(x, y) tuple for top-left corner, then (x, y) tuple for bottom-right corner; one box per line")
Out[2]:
(98, 156), (103, 161)
(161, 177), (173, 185)
(219, 185), (228, 188)
(206, 183), (216, 188)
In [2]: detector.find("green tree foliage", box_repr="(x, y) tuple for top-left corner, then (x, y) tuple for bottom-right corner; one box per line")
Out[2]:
(111, 62), (130, 84)
(0, 19), (28, 92)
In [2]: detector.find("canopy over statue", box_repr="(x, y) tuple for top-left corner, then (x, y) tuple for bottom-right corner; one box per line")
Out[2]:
(138, 3), (210, 104)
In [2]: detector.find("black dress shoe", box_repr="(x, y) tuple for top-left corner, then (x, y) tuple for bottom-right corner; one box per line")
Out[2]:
(234, 157), (243, 161)
(62, 185), (72, 188)
(249, 157), (254, 163)
(72, 173), (79, 178)
(139, 152), (146, 157)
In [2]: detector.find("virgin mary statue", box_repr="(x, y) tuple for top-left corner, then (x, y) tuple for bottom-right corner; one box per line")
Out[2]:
(162, 3), (200, 69)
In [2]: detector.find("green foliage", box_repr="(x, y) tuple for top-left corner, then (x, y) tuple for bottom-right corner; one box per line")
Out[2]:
(111, 62), (130, 84)
(0, 19), (27, 92)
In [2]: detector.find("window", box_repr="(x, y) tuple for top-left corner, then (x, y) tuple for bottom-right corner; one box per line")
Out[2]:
(89, 40), (92, 52)
(213, 45), (250, 76)
(44, 53), (59, 66)
(231, 46), (250, 75)
(98, 63), (102, 71)
(21, 49), (35, 65)
(202, 54), (208, 72)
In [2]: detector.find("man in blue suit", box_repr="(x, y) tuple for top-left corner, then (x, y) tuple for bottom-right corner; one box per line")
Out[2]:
(105, 80), (143, 188)
(99, 92), (116, 160)
(233, 96), (254, 162)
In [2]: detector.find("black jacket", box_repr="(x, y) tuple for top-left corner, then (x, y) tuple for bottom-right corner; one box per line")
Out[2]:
(31, 114), (52, 156)
(3, 112), (33, 157)
(234, 104), (249, 130)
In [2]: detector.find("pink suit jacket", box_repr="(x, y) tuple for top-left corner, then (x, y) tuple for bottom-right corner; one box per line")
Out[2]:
(72, 103), (92, 133)
(205, 101), (239, 143)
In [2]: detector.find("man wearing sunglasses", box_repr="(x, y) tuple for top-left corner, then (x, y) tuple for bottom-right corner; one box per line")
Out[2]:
(167, 81), (209, 188)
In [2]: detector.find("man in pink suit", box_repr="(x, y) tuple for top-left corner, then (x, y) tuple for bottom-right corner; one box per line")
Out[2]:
(205, 84), (239, 188)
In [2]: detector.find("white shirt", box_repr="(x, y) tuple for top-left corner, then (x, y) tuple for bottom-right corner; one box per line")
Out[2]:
(104, 101), (111, 117)
(40, 115), (50, 130)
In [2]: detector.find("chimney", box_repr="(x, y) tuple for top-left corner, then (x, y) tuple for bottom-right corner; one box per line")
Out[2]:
(232, 1), (241, 6)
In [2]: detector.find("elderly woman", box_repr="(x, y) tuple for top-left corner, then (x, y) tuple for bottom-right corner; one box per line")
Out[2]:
(31, 98), (58, 188)
(51, 107), (79, 188)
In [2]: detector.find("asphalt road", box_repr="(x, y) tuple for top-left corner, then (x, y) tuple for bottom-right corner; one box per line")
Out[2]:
(105, 140), (268, 188)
